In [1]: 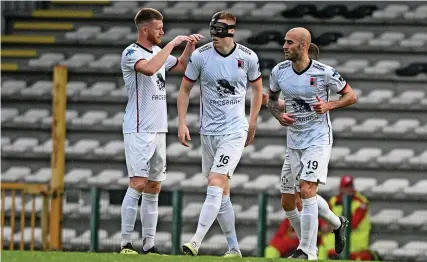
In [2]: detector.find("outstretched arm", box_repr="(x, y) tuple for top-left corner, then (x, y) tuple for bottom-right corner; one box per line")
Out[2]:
(170, 34), (204, 73)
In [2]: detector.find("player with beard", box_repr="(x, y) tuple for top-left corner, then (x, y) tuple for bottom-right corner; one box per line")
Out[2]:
(268, 27), (357, 260)
(120, 8), (203, 255)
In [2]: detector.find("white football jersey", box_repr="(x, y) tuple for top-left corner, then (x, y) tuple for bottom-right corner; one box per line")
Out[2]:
(184, 42), (261, 135)
(121, 43), (178, 133)
(270, 59), (347, 149)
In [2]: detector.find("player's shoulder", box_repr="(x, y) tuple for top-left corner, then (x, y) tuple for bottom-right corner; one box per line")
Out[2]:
(196, 42), (214, 54)
(236, 43), (257, 58)
(312, 59), (335, 73)
(272, 60), (292, 74)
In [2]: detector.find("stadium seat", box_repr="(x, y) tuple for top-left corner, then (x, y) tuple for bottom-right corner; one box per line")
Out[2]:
(3, 195), (23, 212)
(351, 119), (388, 134)
(88, 54), (121, 69)
(229, 173), (249, 189)
(370, 178), (410, 198)
(65, 139), (100, 155)
(251, 3), (287, 17)
(1, 80), (26, 96)
(2, 137), (39, 153)
(344, 147), (382, 165)
(2, 166), (31, 182)
(395, 63), (427, 77)
(71, 111), (108, 126)
(376, 148), (414, 166)
(24, 167), (51, 183)
(239, 235), (257, 254)
(166, 142), (193, 158)
(331, 117), (357, 133)
(370, 240), (399, 257)
(96, 26), (132, 41)
(28, 53), (65, 68)
(1, 108), (19, 123)
(1, 136), (11, 147)
(20, 80), (52, 96)
(391, 241), (427, 261)
(80, 82), (116, 98)
(71, 229), (108, 246)
(182, 202), (203, 219)
(354, 177), (377, 193)
(192, 2), (227, 17)
(318, 176), (341, 195)
(236, 204), (273, 221)
(13, 227), (42, 245)
(33, 138), (69, 155)
(141, 1), (169, 11)
(313, 4), (348, 19)
(370, 209), (404, 230)
(180, 173), (207, 189)
(87, 169), (124, 186)
(229, 2), (257, 16)
(204, 234), (228, 251)
(357, 90), (394, 105)
(187, 146), (202, 160)
(65, 26), (101, 40)
(41, 110), (79, 127)
(66, 81), (88, 96)
(93, 140), (124, 157)
(313, 32), (343, 46)
(389, 90), (425, 106)
(59, 54), (95, 69)
(408, 149), (427, 168)
(336, 31), (375, 47)
(281, 4), (317, 18)
(400, 32), (427, 47)
(330, 147), (351, 163)
(403, 180), (427, 199)
(373, 4), (409, 19)
(404, 4), (427, 19)
(318, 58), (339, 67)
(363, 60), (401, 75)
(161, 171), (186, 189)
(161, 28), (191, 43)
(397, 210), (427, 229)
(243, 174), (279, 191)
(249, 145), (286, 161)
(344, 4), (378, 19)
(13, 109), (49, 125)
(335, 59), (369, 74)
(102, 112), (124, 128)
(64, 168), (93, 185)
(163, 2), (199, 16)
(382, 119), (420, 135)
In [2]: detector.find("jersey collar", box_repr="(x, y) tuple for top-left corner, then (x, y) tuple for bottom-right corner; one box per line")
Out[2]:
(214, 42), (237, 58)
(292, 59), (312, 75)
(135, 42), (153, 53)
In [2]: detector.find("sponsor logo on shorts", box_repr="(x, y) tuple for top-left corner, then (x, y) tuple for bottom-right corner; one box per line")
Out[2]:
(306, 171), (314, 175)
(216, 164), (225, 168)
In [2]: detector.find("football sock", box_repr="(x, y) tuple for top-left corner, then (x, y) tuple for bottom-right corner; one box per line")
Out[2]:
(191, 186), (223, 248)
(121, 187), (141, 247)
(299, 196), (318, 257)
(217, 196), (239, 250)
(317, 194), (341, 230)
(141, 193), (159, 251)
(284, 208), (301, 240)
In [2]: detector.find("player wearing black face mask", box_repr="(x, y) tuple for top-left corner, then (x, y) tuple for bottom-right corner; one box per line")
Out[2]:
(209, 12), (235, 38)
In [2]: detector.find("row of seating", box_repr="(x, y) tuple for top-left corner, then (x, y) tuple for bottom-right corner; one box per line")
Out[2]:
(2, 165), (427, 198)
(101, 2), (427, 21)
(12, 50), (427, 77)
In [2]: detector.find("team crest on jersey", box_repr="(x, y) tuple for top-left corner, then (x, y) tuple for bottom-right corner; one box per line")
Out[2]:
(292, 98), (311, 113)
(216, 79), (236, 98)
(237, 58), (244, 69)
(156, 73), (165, 91)
(310, 77), (317, 88)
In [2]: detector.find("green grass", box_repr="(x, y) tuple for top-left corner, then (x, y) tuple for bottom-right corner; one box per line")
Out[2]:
(1, 251), (355, 262)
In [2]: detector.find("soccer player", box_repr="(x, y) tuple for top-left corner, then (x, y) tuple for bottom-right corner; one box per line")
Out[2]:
(177, 11), (263, 257)
(268, 27), (357, 260)
(120, 8), (202, 255)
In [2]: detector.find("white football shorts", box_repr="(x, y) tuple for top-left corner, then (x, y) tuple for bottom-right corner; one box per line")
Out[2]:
(280, 144), (332, 194)
(201, 131), (247, 178)
(123, 132), (166, 181)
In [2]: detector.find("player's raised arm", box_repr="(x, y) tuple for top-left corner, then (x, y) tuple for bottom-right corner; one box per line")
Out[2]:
(169, 34), (204, 73)
(135, 35), (192, 76)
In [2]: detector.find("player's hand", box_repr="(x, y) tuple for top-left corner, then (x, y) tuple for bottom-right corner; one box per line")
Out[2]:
(187, 34), (204, 45)
(313, 95), (332, 114)
(178, 124), (191, 147)
(262, 92), (269, 106)
(276, 113), (296, 126)
(245, 122), (257, 147)
(170, 35), (193, 47)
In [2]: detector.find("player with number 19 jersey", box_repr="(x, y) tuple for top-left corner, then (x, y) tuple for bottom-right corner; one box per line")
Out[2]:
(269, 59), (347, 149)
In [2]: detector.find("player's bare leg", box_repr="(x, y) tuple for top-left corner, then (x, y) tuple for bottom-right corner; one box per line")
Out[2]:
(217, 179), (242, 257)
(140, 180), (163, 254)
(121, 177), (147, 254)
(182, 173), (228, 256)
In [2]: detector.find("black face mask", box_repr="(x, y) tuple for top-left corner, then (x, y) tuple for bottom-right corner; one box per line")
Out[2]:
(209, 13), (235, 38)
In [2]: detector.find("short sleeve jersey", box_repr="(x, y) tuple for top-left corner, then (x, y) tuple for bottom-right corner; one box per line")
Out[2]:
(269, 59), (347, 149)
(184, 42), (261, 135)
(121, 43), (178, 133)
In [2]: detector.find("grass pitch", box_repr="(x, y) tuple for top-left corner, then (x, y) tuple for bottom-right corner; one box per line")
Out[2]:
(2, 250), (356, 262)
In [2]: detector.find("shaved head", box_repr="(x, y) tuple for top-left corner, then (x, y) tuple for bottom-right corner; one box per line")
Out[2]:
(287, 27), (311, 45)
(283, 27), (312, 62)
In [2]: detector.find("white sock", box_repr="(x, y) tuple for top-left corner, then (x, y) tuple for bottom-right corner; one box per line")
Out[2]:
(284, 208), (301, 241)
(121, 187), (141, 247)
(217, 196), (239, 250)
(191, 186), (223, 248)
(141, 193), (159, 251)
(317, 194), (341, 230)
(299, 196), (318, 257)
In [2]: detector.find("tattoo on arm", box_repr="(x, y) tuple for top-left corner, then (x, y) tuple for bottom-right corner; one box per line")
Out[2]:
(267, 91), (282, 119)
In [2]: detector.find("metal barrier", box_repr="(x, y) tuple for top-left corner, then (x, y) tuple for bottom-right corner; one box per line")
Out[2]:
(1, 183), (50, 251)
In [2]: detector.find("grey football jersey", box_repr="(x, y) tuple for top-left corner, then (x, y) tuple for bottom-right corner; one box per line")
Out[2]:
(184, 42), (261, 135)
(121, 43), (178, 133)
(270, 59), (347, 149)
